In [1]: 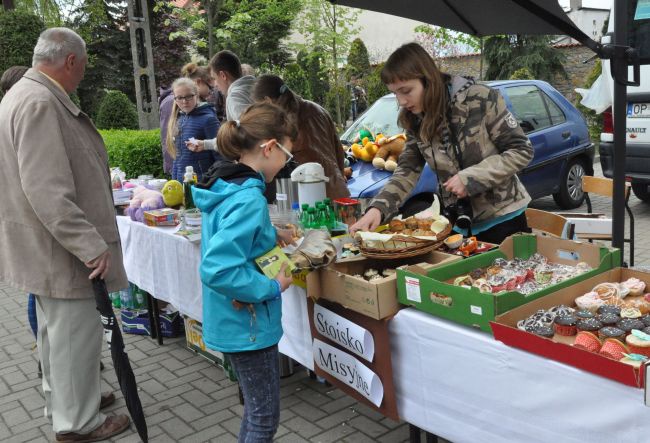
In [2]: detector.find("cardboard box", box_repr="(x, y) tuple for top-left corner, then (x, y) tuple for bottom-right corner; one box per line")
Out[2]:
(307, 250), (461, 320)
(396, 234), (619, 333)
(120, 309), (183, 338)
(143, 208), (179, 227)
(183, 317), (237, 381)
(491, 268), (650, 388)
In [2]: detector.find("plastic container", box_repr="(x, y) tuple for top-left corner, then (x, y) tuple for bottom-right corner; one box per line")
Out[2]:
(334, 198), (361, 226)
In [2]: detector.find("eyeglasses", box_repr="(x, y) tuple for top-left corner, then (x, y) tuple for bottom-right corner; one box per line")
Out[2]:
(174, 94), (196, 102)
(261, 141), (293, 164)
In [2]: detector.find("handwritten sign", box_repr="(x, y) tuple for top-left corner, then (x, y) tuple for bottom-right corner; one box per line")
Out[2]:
(313, 338), (384, 407)
(313, 304), (375, 362)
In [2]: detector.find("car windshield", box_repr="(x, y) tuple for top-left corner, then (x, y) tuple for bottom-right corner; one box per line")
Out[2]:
(341, 95), (403, 142)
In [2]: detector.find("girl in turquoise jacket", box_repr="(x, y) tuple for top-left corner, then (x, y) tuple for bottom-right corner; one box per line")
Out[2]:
(193, 102), (296, 443)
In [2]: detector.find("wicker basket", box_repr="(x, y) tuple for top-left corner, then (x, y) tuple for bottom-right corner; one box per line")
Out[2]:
(358, 224), (452, 260)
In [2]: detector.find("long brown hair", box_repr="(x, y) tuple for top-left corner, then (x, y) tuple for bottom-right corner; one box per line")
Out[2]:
(217, 102), (297, 161)
(252, 74), (300, 115)
(166, 77), (198, 159)
(381, 42), (447, 143)
(181, 62), (212, 85)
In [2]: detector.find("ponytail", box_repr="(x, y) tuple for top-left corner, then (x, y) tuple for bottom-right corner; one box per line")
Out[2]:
(217, 102), (297, 161)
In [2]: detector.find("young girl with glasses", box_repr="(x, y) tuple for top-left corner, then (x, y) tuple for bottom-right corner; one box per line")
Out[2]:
(192, 102), (297, 443)
(166, 77), (221, 181)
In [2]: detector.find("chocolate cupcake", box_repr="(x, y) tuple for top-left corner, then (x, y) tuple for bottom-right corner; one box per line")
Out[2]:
(643, 326), (650, 336)
(597, 305), (622, 316)
(576, 310), (595, 321)
(616, 318), (645, 334)
(554, 315), (578, 336)
(641, 314), (650, 327)
(532, 325), (555, 338)
(577, 318), (602, 332)
(598, 326), (626, 342)
(469, 268), (485, 280)
(598, 313), (621, 326)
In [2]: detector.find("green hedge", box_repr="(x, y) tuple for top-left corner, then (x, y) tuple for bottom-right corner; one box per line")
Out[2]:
(96, 90), (139, 130)
(100, 129), (165, 179)
(0, 10), (44, 74)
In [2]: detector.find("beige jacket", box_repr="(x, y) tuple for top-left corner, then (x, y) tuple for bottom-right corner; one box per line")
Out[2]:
(0, 69), (128, 299)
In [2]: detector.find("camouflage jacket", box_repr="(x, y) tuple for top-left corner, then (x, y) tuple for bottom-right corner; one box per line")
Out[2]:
(370, 76), (533, 224)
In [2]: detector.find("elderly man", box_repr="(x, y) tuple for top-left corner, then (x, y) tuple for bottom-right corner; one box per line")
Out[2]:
(0, 28), (130, 441)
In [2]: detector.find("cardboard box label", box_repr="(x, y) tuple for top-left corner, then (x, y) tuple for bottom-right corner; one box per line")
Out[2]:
(404, 277), (421, 303)
(470, 305), (483, 316)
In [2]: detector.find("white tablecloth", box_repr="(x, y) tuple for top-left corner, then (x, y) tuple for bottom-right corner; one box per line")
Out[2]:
(117, 216), (650, 442)
(116, 216), (312, 367)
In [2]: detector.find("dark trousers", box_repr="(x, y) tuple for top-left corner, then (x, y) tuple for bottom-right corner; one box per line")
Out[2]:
(227, 345), (280, 443)
(475, 212), (531, 244)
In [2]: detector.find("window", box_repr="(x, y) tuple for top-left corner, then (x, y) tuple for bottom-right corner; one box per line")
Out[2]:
(341, 96), (402, 142)
(503, 85), (564, 133)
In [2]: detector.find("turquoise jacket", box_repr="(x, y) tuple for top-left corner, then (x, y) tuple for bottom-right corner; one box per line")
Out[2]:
(193, 162), (282, 353)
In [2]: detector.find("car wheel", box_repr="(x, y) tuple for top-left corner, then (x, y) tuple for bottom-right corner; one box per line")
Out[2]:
(632, 182), (650, 202)
(553, 158), (587, 209)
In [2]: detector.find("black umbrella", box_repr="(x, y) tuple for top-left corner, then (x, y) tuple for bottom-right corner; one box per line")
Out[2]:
(92, 278), (148, 443)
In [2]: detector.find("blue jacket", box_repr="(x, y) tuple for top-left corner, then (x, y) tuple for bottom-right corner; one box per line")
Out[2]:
(193, 162), (282, 353)
(171, 102), (221, 182)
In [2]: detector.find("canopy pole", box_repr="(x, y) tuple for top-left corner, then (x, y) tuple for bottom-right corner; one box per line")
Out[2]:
(611, 0), (629, 265)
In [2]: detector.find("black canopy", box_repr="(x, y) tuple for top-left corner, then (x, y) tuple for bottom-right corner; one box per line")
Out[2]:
(331, 0), (599, 50)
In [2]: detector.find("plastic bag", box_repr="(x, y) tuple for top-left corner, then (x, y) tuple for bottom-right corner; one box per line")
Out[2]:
(289, 230), (336, 271)
(575, 74), (612, 114)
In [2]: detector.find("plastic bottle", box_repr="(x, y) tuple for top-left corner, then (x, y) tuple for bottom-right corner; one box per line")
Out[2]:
(316, 203), (329, 230)
(291, 202), (301, 225)
(306, 207), (317, 229)
(300, 203), (310, 228)
(183, 166), (197, 209)
(323, 198), (336, 229)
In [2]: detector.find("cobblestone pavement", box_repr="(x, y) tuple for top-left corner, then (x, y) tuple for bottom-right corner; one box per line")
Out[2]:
(1, 164), (648, 443)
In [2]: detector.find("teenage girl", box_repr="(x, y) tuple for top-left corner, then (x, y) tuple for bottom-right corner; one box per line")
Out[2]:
(166, 77), (221, 181)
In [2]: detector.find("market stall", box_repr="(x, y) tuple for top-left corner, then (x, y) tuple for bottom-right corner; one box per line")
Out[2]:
(115, 215), (650, 443)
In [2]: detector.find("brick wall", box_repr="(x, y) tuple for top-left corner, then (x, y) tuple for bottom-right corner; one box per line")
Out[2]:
(438, 44), (597, 104)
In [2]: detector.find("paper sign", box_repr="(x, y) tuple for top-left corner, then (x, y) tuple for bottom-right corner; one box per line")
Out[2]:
(313, 338), (384, 407)
(313, 304), (375, 362)
(276, 193), (288, 201)
(470, 305), (483, 315)
(404, 276), (421, 303)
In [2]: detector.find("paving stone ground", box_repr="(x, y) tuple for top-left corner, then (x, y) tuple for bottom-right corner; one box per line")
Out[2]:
(1, 163), (648, 443)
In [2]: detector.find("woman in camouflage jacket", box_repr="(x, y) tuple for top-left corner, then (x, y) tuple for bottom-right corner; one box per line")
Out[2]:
(350, 43), (534, 244)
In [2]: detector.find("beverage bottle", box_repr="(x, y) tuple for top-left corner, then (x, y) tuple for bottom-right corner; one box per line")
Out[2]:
(291, 202), (301, 225)
(183, 166), (197, 209)
(306, 207), (317, 229)
(300, 203), (310, 228)
(120, 287), (133, 310)
(316, 204), (328, 230)
(109, 292), (121, 308)
(323, 198), (336, 229)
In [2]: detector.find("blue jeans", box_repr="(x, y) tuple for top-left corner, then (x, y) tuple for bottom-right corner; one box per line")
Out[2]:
(227, 345), (280, 443)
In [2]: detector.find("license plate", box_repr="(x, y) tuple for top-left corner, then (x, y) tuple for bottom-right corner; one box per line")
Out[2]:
(627, 102), (650, 117)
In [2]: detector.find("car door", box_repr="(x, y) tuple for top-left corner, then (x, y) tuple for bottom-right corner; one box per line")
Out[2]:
(499, 83), (574, 199)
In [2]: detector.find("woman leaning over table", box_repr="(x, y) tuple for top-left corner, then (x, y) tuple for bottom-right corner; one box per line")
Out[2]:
(350, 42), (534, 244)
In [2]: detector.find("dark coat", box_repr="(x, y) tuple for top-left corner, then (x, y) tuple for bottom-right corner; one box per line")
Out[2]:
(171, 102), (221, 182)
